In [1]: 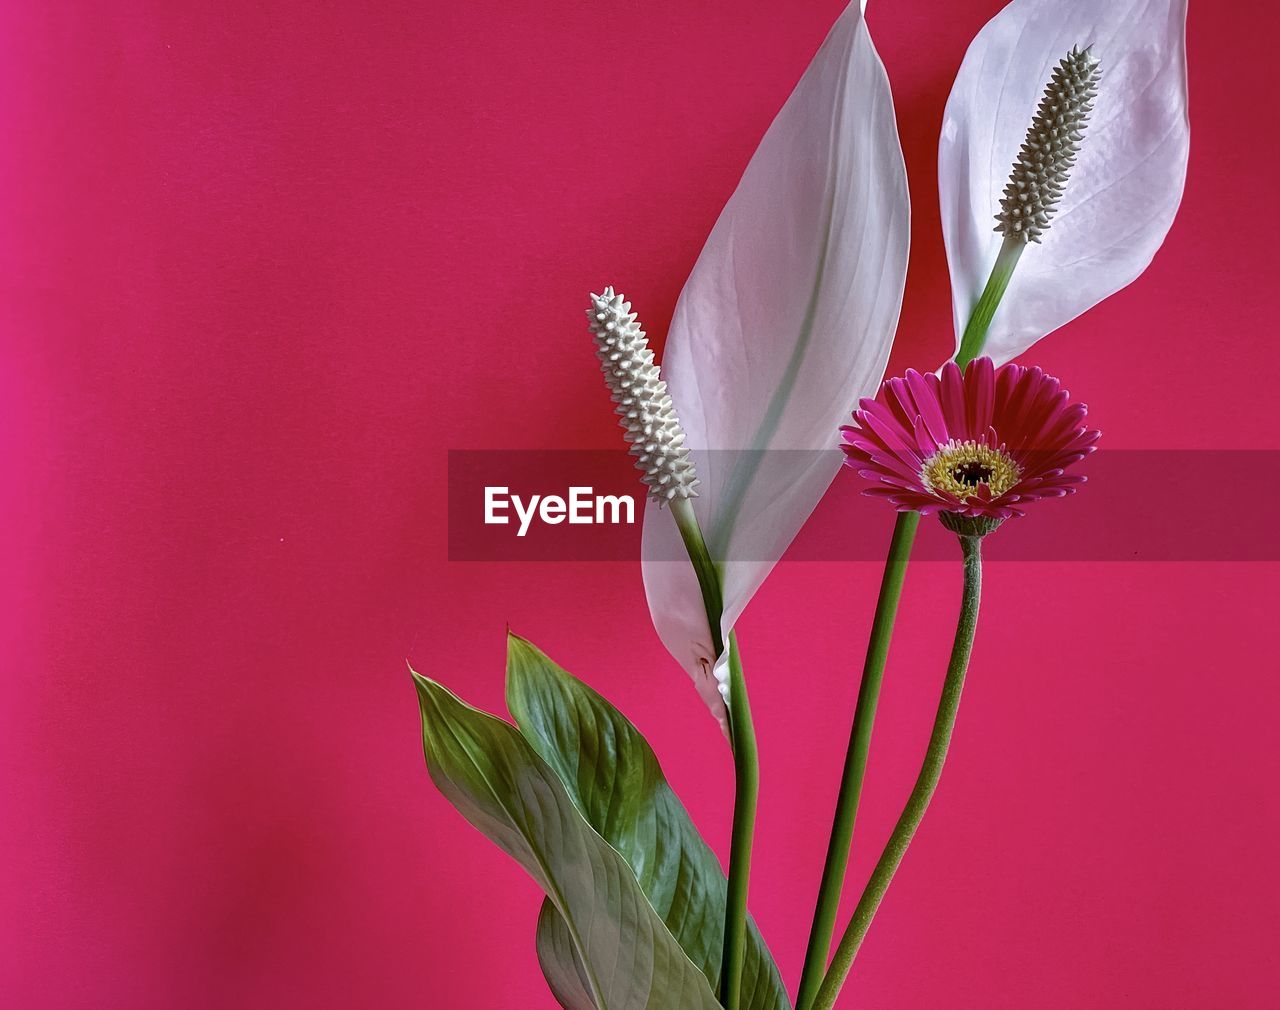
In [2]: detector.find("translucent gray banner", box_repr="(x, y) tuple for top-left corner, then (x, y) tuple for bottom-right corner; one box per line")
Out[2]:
(448, 450), (1279, 561)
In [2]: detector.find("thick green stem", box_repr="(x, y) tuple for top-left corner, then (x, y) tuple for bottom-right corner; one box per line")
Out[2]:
(671, 498), (725, 660)
(811, 534), (984, 1010)
(670, 498), (756, 1010)
(794, 510), (919, 1010)
(956, 236), (1025, 367)
(720, 631), (758, 1010)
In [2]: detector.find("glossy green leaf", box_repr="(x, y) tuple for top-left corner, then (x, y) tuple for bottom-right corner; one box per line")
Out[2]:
(505, 634), (791, 1010)
(413, 673), (721, 1010)
(535, 898), (596, 1010)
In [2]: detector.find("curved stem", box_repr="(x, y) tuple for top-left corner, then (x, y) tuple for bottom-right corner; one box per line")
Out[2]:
(794, 510), (918, 1010)
(812, 534), (984, 1010)
(721, 631), (758, 1010)
(671, 498), (725, 660)
(669, 499), (757, 1010)
(956, 236), (1025, 367)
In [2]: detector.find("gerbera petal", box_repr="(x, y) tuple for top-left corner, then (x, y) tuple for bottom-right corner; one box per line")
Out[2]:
(858, 464), (919, 488)
(844, 416), (900, 458)
(1033, 405), (1090, 452)
(912, 415), (940, 459)
(883, 376), (921, 430)
(844, 432), (916, 476)
(859, 397), (916, 441)
(1034, 450), (1089, 472)
(939, 360), (968, 436)
(965, 356), (996, 440)
(994, 361), (1023, 410)
(862, 485), (915, 498)
(861, 407), (925, 463)
(864, 451), (927, 484)
(999, 364), (1045, 439)
(906, 369), (950, 444)
(1013, 382), (1066, 450)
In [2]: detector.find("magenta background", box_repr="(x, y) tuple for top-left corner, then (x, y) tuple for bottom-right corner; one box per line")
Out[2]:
(2, 2), (1277, 1007)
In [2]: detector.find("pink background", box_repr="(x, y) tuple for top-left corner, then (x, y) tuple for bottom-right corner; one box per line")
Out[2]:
(3, 1), (1277, 1007)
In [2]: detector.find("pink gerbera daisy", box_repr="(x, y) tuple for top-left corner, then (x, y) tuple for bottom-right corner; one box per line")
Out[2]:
(840, 358), (1100, 523)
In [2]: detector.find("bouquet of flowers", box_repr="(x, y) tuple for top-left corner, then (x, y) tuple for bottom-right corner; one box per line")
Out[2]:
(413, 1), (1189, 1006)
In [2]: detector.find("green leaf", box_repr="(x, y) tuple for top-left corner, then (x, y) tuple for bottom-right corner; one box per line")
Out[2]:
(505, 633), (791, 1010)
(535, 898), (596, 1010)
(413, 672), (721, 1010)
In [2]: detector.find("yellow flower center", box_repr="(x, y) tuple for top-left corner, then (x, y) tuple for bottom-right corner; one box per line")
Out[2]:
(921, 440), (1021, 499)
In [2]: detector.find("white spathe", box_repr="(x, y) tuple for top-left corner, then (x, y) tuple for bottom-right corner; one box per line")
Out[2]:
(641, 1), (910, 729)
(940, 0), (1190, 364)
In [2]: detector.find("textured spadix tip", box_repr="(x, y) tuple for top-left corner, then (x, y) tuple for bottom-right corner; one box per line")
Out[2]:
(996, 45), (1101, 244)
(586, 286), (699, 505)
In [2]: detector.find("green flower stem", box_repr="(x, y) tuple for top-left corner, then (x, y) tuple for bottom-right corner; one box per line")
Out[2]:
(671, 498), (725, 660)
(721, 630), (758, 1010)
(956, 236), (1025, 368)
(671, 498), (757, 1010)
(811, 533), (984, 1010)
(795, 234), (1026, 1007)
(794, 509), (919, 1010)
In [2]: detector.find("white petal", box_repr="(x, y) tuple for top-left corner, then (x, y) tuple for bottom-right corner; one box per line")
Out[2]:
(641, 1), (909, 728)
(940, 0), (1189, 364)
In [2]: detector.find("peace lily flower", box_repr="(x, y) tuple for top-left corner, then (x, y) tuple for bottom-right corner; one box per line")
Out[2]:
(940, 0), (1190, 365)
(586, 285), (728, 713)
(993, 45), (1100, 246)
(640, 0), (910, 726)
(587, 287), (700, 505)
(840, 357), (1100, 524)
